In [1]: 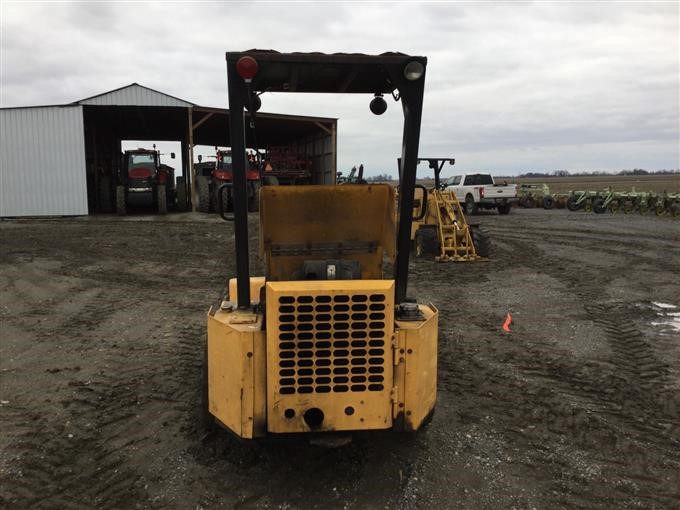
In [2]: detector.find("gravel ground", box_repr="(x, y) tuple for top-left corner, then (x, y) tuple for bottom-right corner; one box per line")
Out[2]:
(1, 208), (679, 509)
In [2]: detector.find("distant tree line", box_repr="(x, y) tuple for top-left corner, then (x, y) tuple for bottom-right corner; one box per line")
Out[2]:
(366, 173), (394, 182)
(516, 169), (679, 178)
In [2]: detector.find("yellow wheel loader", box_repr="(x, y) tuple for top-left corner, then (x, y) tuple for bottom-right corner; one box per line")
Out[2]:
(408, 158), (490, 261)
(205, 51), (438, 439)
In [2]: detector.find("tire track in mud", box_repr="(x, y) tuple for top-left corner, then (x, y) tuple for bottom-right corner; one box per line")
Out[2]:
(1, 281), (205, 509)
(448, 221), (680, 508)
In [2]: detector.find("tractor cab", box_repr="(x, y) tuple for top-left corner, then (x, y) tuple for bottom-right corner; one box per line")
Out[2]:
(116, 147), (175, 215)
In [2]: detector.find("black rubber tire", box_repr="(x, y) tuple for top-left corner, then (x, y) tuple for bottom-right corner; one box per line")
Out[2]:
(116, 185), (126, 215)
(566, 196), (581, 212)
(497, 203), (511, 215)
(415, 226), (439, 258)
(671, 203), (680, 218)
(98, 175), (112, 213)
(197, 177), (210, 213)
(471, 225), (491, 257)
(175, 176), (187, 212)
(592, 197), (606, 214)
(248, 182), (260, 212)
(542, 195), (555, 210)
(464, 194), (478, 215)
(220, 186), (233, 213)
(157, 184), (167, 214)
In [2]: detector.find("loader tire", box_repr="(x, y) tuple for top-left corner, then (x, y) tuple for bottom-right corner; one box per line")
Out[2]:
(157, 184), (167, 214)
(116, 185), (126, 215)
(464, 194), (478, 215)
(415, 226), (439, 258)
(592, 197), (606, 214)
(197, 177), (210, 213)
(542, 195), (555, 209)
(497, 203), (511, 215)
(471, 225), (491, 258)
(566, 196), (581, 212)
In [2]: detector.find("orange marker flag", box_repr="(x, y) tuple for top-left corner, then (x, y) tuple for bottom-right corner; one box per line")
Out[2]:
(502, 313), (512, 332)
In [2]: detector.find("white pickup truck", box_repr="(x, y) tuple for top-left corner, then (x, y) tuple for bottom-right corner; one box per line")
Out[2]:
(443, 173), (517, 215)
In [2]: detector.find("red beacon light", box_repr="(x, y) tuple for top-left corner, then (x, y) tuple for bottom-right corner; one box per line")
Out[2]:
(236, 56), (258, 83)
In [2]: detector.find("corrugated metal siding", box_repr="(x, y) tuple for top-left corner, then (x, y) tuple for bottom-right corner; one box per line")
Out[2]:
(0, 106), (88, 216)
(79, 84), (192, 107)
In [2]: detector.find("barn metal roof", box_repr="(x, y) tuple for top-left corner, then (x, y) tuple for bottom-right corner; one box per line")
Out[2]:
(75, 83), (195, 107)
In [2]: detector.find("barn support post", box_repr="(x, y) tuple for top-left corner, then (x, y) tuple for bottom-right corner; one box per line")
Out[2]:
(187, 107), (196, 211)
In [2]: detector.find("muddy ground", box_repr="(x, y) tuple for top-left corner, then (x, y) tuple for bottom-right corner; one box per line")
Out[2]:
(1, 208), (679, 509)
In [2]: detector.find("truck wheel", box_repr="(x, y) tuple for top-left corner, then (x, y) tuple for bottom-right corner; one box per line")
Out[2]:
(592, 197), (606, 214)
(566, 196), (581, 211)
(471, 225), (491, 257)
(176, 176), (187, 212)
(248, 182), (260, 212)
(464, 194), (478, 215)
(542, 195), (555, 209)
(116, 185), (126, 215)
(497, 203), (511, 215)
(157, 184), (167, 214)
(415, 226), (439, 258)
(197, 177), (210, 213)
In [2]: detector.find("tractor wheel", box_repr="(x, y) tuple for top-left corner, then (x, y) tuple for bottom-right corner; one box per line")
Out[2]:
(116, 185), (126, 215)
(220, 186), (233, 213)
(464, 194), (478, 215)
(197, 177), (210, 213)
(542, 195), (555, 209)
(566, 196), (581, 212)
(248, 182), (260, 212)
(157, 184), (167, 214)
(471, 225), (491, 258)
(592, 197), (606, 214)
(497, 203), (511, 215)
(415, 226), (439, 258)
(176, 176), (187, 212)
(671, 202), (680, 218)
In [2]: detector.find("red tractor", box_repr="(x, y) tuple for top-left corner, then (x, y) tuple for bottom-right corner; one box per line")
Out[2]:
(196, 149), (261, 213)
(116, 148), (175, 215)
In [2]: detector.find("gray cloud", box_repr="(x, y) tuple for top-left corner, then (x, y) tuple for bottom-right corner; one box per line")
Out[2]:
(1, 1), (677, 175)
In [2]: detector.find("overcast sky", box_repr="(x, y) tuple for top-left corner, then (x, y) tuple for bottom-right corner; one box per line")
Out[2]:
(1, 1), (678, 176)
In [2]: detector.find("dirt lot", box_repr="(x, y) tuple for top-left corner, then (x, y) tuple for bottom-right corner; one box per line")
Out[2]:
(1, 209), (679, 509)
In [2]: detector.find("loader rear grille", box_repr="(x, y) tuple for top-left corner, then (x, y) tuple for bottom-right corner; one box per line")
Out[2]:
(277, 293), (389, 394)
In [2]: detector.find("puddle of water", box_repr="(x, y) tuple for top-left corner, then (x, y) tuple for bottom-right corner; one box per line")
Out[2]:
(650, 302), (680, 334)
(652, 302), (677, 310)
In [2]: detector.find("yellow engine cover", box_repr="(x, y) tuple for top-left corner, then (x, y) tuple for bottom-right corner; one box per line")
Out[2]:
(265, 280), (395, 433)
